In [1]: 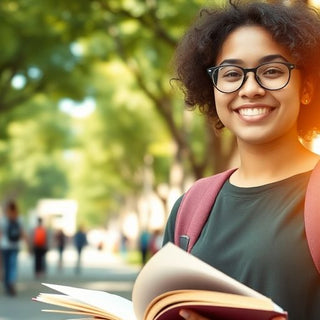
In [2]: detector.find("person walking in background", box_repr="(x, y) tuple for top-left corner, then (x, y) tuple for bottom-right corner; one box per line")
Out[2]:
(149, 229), (163, 256)
(0, 200), (29, 296)
(73, 225), (87, 273)
(55, 228), (66, 270)
(32, 217), (48, 279)
(139, 229), (150, 266)
(119, 232), (129, 260)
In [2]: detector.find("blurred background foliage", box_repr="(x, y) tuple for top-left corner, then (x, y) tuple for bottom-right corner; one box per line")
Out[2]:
(0, 0), (237, 226)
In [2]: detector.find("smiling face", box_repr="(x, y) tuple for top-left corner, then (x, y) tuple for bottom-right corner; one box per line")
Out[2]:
(214, 25), (302, 146)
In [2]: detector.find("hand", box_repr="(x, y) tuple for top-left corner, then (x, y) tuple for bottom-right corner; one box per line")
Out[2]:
(179, 309), (209, 320)
(179, 309), (287, 320)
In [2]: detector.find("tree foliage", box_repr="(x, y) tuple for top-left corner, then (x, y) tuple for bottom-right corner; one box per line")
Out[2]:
(0, 0), (237, 224)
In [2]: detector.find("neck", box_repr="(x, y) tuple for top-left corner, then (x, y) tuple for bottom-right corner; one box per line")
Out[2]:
(231, 137), (319, 187)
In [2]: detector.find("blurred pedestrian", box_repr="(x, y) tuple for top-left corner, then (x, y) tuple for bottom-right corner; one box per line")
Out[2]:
(149, 229), (163, 256)
(120, 232), (129, 259)
(55, 228), (66, 270)
(32, 217), (48, 279)
(0, 200), (29, 296)
(139, 229), (150, 265)
(73, 226), (87, 273)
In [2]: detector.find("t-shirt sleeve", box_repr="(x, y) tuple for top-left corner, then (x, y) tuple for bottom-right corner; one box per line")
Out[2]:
(162, 195), (184, 246)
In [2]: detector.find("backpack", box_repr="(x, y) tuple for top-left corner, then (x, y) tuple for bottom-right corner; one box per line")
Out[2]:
(7, 219), (21, 242)
(33, 226), (47, 247)
(174, 161), (320, 274)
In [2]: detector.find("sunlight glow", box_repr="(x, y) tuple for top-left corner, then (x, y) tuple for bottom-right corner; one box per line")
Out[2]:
(70, 42), (84, 56)
(59, 97), (96, 118)
(309, 0), (320, 7)
(11, 74), (26, 89)
(311, 135), (320, 155)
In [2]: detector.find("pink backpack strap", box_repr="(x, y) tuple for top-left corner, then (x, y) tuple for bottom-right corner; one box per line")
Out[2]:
(174, 161), (320, 273)
(174, 169), (236, 252)
(304, 160), (320, 274)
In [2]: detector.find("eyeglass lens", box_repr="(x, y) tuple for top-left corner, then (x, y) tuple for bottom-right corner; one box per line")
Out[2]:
(212, 62), (292, 93)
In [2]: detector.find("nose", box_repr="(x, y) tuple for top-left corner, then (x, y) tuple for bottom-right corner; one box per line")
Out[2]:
(238, 72), (266, 97)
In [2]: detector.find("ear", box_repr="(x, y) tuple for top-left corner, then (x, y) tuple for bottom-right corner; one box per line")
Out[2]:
(301, 78), (314, 105)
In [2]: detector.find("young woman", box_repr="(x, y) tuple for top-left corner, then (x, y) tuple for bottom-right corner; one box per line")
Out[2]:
(163, 1), (320, 319)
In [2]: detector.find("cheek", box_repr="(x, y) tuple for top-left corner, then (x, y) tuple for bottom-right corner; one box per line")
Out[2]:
(286, 73), (302, 104)
(280, 81), (302, 115)
(283, 94), (301, 119)
(214, 90), (233, 118)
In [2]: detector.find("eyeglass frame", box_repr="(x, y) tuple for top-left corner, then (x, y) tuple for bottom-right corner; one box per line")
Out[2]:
(206, 62), (297, 93)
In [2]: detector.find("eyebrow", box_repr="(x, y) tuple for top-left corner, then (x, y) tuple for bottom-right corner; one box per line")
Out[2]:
(219, 54), (289, 66)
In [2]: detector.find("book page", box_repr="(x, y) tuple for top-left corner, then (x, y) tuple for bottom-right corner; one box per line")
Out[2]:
(145, 289), (274, 318)
(144, 290), (286, 320)
(39, 283), (136, 320)
(132, 243), (273, 320)
(153, 303), (286, 320)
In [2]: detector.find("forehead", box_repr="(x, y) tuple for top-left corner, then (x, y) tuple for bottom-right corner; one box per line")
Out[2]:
(216, 25), (292, 66)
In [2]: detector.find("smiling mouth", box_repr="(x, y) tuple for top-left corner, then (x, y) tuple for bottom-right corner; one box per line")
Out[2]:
(237, 107), (273, 116)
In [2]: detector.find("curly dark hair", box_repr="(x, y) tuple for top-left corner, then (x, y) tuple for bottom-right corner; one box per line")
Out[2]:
(174, 0), (320, 140)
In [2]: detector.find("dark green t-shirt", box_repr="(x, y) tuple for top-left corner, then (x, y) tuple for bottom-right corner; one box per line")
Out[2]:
(163, 171), (320, 320)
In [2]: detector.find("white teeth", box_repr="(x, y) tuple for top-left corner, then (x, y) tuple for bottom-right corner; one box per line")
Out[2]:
(238, 108), (269, 116)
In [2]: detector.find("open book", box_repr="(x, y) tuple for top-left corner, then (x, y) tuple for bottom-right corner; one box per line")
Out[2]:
(33, 242), (288, 320)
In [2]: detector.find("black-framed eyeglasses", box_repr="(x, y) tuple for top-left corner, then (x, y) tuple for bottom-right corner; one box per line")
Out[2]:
(207, 62), (297, 93)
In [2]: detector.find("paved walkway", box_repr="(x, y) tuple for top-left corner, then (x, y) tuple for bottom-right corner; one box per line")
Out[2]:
(0, 246), (140, 320)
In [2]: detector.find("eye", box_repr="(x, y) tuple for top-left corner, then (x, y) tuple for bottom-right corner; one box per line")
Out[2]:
(219, 66), (243, 82)
(259, 64), (286, 78)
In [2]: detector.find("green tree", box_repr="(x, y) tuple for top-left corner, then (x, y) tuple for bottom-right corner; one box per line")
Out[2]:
(0, 0), (237, 224)
(87, 0), (236, 179)
(0, 97), (71, 212)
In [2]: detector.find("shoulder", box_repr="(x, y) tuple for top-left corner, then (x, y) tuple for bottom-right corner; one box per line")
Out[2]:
(163, 195), (184, 244)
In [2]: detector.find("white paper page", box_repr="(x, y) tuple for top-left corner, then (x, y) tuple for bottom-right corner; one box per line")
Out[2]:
(132, 242), (270, 320)
(42, 283), (136, 320)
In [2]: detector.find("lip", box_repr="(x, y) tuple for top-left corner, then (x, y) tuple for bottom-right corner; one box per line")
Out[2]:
(233, 104), (276, 122)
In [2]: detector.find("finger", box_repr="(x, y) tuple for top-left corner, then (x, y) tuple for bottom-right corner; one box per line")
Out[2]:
(179, 309), (210, 320)
(272, 317), (287, 320)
